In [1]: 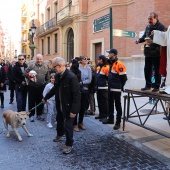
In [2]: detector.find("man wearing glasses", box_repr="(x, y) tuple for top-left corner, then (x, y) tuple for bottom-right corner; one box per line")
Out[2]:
(13, 55), (28, 112)
(43, 57), (81, 154)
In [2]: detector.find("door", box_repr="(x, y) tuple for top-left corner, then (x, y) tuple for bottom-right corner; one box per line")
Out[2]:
(95, 43), (102, 63)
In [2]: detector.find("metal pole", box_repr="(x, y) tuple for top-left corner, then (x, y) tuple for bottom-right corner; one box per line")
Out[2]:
(110, 7), (113, 48)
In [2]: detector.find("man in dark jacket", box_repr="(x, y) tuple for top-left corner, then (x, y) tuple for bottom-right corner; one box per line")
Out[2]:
(135, 12), (165, 92)
(7, 59), (16, 104)
(13, 55), (27, 112)
(43, 57), (81, 154)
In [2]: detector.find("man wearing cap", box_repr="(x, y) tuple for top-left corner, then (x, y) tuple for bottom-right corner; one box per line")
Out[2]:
(95, 55), (109, 122)
(106, 48), (127, 130)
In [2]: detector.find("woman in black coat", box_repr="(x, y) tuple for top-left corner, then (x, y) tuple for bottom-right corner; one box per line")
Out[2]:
(0, 66), (6, 108)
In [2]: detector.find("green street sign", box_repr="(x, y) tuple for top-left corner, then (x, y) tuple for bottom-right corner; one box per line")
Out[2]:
(113, 29), (137, 38)
(93, 14), (110, 32)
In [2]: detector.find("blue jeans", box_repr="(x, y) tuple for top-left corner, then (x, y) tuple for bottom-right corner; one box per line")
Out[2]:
(15, 84), (27, 112)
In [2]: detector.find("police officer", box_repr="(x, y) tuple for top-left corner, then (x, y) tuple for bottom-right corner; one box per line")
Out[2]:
(95, 55), (109, 122)
(106, 48), (127, 130)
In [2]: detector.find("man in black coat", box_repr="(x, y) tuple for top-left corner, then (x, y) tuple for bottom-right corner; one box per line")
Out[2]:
(13, 55), (28, 112)
(7, 59), (16, 104)
(43, 57), (81, 154)
(135, 12), (165, 92)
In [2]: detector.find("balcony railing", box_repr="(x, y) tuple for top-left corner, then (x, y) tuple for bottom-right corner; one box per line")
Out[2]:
(21, 11), (27, 17)
(36, 17), (56, 36)
(57, 3), (72, 22)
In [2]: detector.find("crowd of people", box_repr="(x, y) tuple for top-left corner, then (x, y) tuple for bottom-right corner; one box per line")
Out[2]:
(1, 11), (170, 154)
(0, 48), (127, 154)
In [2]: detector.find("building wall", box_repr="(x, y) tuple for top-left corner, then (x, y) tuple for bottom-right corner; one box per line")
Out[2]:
(33, 0), (170, 88)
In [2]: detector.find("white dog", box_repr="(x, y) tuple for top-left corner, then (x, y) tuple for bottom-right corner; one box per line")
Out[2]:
(27, 70), (37, 82)
(2, 110), (33, 142)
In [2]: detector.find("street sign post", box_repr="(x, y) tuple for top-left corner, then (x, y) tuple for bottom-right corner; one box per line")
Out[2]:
(93, 14), (110, 32)
(113, 29), (137, 38)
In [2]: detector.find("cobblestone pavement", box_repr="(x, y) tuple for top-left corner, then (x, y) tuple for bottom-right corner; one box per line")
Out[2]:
(0, 91), (169, 170)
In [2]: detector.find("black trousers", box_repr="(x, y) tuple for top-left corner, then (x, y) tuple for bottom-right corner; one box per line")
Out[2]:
(10, 90), (15, 101)
(108, 91), (122, 124)
(144, 56), (161, 89)
(74, 92), (88, 125)
(56, 111), (75, 146)
(28, 85), (44, 117)
(97, 89), (108, 118)
(0, 93), (4, 105)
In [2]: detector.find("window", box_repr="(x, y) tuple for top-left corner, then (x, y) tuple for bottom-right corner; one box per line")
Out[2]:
(54, 2), (58, 20)
(41, 39), (44, 55)
(54, 34), (58, 53)
(47, 8), (50, 20)
(47, 37), (50, 54)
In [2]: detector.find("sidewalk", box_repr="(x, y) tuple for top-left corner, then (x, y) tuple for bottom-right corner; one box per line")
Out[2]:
(0, 90), (169, 170)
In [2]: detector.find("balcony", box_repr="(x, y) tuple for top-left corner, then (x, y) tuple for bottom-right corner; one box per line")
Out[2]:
(57, 3), (73, 25)
(36, 17), (57, 36)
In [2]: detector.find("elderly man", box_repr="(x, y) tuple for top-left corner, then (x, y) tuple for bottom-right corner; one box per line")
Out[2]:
(43, 57), (80, 154)
(25, 54), (49, 122)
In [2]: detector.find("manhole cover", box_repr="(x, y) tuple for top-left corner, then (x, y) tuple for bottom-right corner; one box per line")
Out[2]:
(140, 109), (160, 114)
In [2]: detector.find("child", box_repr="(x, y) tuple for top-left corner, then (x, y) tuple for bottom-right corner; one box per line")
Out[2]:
(43, 73), (56, 128)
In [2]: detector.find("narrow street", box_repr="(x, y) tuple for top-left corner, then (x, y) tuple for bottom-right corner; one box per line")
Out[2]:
(0, 90), (169, 170)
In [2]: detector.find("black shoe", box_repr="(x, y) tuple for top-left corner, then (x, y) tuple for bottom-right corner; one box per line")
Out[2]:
(37, 115), (45, 121)
(163, 116), (170, 120)
(87, 112), (95, 116)
(1, 105), (4, 108)
(113, 123), (120, 130)
(95, 116), (102, 119)
(152, 88), (159, 92)
(99, 118), (107, 122)
(9, 100), (13, 104)
(102, 119), (114, 124)
(141, 87), (151, 91)
(159, 91), (166, 94)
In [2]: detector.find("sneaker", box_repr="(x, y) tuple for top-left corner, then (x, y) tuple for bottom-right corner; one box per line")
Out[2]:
(102, 119), (114, 124)
(53, 135), (64, 142)
(152, 88), (159, 92)
(37, 115), (45, 121)
(78, 123), (86, 130)
(141, 87), (151, 91)
(30, 116), (34, 122)
(113, 123), (120, 130)
(74, 125), (79, 132)
(63, 145), (73, 154)
(47, 123), (53, 128)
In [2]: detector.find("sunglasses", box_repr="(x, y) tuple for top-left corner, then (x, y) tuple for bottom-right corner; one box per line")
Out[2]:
(18, 58), (25, 60)
(83, 58), (87, 60)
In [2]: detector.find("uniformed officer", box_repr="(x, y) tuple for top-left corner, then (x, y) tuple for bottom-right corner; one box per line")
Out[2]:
(105, 48), (127, 130)
(95, 55), (109, 122)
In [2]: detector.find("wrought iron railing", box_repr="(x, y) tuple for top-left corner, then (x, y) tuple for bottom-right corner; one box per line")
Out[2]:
(36, 17), (56, 36)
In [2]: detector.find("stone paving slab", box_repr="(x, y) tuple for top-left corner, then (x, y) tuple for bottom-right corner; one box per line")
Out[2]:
(0, 91), (169, 170)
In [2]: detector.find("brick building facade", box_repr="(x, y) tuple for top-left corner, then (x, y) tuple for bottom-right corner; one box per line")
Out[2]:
(30, 0), (170, 88)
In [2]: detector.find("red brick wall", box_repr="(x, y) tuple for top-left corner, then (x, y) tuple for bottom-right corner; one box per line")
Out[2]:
(86, 0), (170, 58)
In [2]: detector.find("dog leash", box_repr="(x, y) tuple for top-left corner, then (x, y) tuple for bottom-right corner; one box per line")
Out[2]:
(29, 102), (44, 112)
